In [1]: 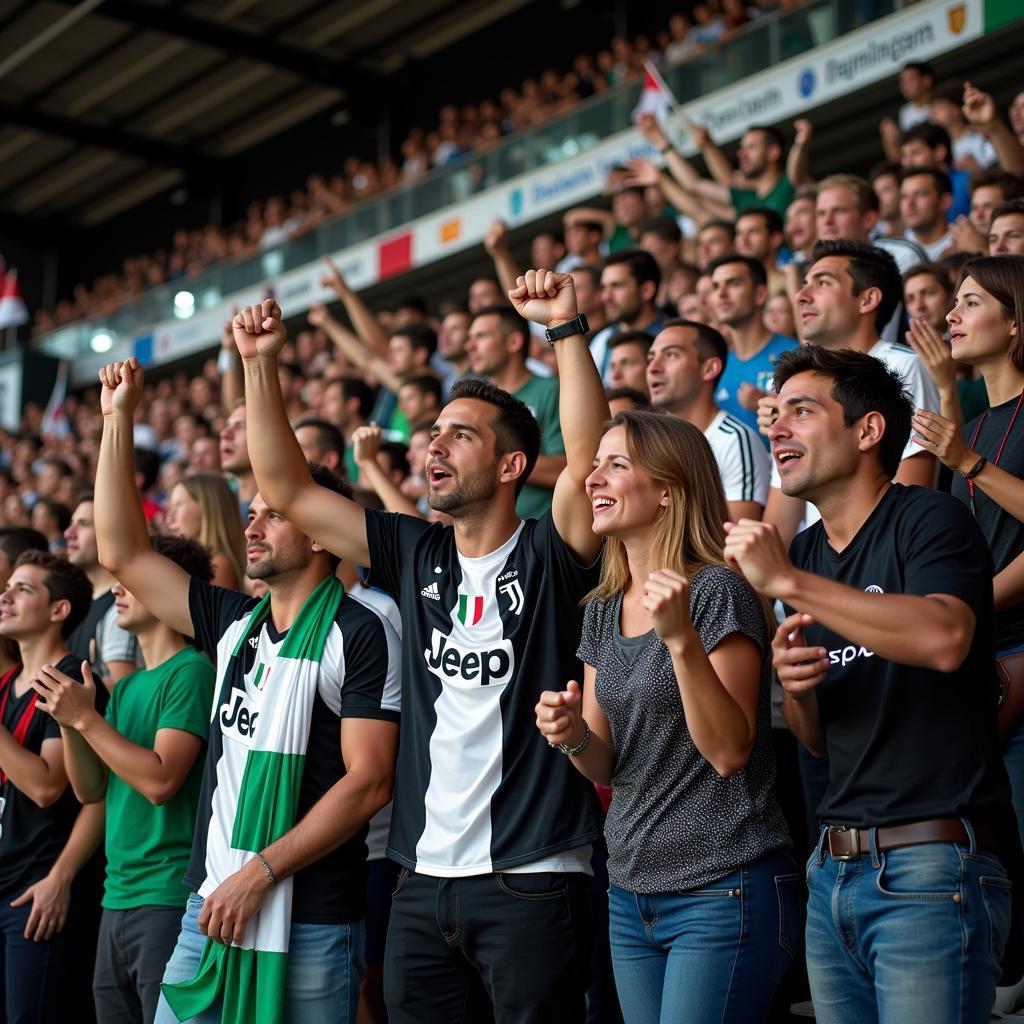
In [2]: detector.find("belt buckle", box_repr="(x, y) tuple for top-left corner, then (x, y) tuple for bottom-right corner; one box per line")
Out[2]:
(828, 825), (861, 861)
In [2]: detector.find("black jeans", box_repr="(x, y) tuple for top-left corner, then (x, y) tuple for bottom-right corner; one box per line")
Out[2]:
(92, 906), (182, 1024)
(383, 869), (592, 1024)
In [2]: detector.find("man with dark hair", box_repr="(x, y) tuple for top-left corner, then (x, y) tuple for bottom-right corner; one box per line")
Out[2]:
(568, 264), (607, 335)
(94, 357), (401, 1023)
(900, 123), (971, 220)
(237, 274), (608, 1023)
(219, 402), (257, 517)
(607, 330), (652, 395)
(294, 416), (347, 476)
(468, 277), (504, 314)
(647, 319), (770, 521)
(66, 493), (141, 688)
(697, 219), (737, 271)
(989, 199), (1024, 255)
(762, 239), (939, 541)
(735, 206), (785, 285)
(724, 344), (1016, 1023)
(435, 308), (472, 396)
(133, 448), (162, 522)
(0, 526), (48, 584)
(900, 167), (954, 260)
(708, 253), (797, 436)
(560, 213), (605, 271)
(605, 386), (650, 415)
(589, 248), (667, 382)
(397, 375), (443, 430)
(639, 218), (682, 309)
(34, 535), (216, 1024)
(0, 549), (96, 1021)
(608, 186), (649, 252)
(322, 376), (374, 481)
(466, 305), (565, 519)
(31, 498), (71, 554)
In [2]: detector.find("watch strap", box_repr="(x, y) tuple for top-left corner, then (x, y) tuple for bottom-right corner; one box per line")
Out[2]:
(544, 314), (589, 344)
(964, 456), (987, 481)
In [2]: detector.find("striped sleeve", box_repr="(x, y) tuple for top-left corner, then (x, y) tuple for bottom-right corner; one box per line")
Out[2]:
(332, 599), (401, 722)
(715, 416), (770, 505)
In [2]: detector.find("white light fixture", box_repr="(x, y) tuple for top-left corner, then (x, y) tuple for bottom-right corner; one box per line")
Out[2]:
(173, 290), (195, 318)
(90, 331), (113, 353)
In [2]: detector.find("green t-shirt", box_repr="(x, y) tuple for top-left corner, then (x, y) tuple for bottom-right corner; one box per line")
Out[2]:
(729, 173), (795, 218)
(102, 646), (214, 910)
(514, 375), (564, 521)
(608, 225), (638, 253)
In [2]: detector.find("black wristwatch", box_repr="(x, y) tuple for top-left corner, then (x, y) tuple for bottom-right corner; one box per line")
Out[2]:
(544, 314), (589, 344)
(964, 456), (987, 481)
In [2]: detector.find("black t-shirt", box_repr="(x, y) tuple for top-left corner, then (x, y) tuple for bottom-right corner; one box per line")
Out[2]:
(364, 510), (602, 875)
(184, 579), (401, 923)
(0, 655), (83, 898)
(952, 392), (1024, 652)
(787, 485), (1012, 830)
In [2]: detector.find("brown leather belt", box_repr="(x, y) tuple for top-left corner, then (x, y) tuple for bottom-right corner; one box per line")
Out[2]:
(825, 818), (996, 861)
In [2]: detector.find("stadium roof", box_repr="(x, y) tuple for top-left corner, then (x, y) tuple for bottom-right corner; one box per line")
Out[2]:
(0, 0), (530, 228)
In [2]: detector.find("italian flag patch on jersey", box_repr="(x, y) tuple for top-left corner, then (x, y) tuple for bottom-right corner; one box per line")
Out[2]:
(457, 594), (484, 626)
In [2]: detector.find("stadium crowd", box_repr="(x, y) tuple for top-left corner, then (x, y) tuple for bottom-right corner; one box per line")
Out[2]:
(32, 0), (835, 334)
(6, 49), (1024, 1024)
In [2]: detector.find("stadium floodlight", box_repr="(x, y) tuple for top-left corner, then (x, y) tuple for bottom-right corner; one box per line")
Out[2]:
(90, 331), (114, 353)
(173, 290), (195, 319)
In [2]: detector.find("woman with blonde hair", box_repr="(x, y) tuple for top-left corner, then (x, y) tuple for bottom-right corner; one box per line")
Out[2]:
(164, 473), (245, 590)
(536, 409), (796, 1024)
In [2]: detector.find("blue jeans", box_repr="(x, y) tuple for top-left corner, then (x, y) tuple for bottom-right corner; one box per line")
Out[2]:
(153, 893), (365, 1024)
(608, 851), (801, 1024)
(805, 826), (1011, 1024)
(0, 899), (60, 1024)
(999, 643), (1024, 851)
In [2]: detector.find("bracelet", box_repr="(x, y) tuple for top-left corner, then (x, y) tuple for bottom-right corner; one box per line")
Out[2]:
(659, 143), (674, 155)
(557, 719), (591, 758)
(964, 456), (987, 481)
(254, 851), (277, 886)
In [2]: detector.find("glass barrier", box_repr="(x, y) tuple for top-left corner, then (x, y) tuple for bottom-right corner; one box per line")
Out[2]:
(35, 0), (898, 360)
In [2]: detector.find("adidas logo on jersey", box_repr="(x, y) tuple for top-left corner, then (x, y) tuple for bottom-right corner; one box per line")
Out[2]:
(420, 581), (441, 601)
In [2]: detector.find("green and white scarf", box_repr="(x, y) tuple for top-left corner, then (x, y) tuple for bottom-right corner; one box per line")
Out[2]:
(162, 575), (344, 1023)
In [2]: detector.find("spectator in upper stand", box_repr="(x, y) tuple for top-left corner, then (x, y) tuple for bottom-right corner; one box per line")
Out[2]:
(663, 12), (696, 65)
(568, 264), (608, 336)
(690, 2), (725, 48)
(589, 249), (667, 382)
(929, 80), (998, 171)
(697, 219), (736, 271)
(639, 218), (683, 311)
(708, 254), (797, 437)
(293, 417), (347, 478)
(435, 308), (472, 396)
(559, 214), (605, 272)
(900, 167), (955, 261)
(397, 376), (443, 431)
(606, 330), (652, 396)
(465, 305), (565, 520)
(468, 277), (505, 313)
(989, 199), (1024, 255)
(735, 207), (786, 291)
(646, 320), (770, 522)
(321, 376), (373, 483)
(880, 61), (936, 162)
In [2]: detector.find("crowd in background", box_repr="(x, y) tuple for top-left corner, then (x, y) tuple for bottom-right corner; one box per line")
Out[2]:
(31, 0), (824, 334)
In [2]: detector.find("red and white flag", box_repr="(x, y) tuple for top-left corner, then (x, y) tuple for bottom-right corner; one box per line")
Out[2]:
(632, 59), (677, 124)
(41, 361), (69, 439)
(0, 265), (29, 330)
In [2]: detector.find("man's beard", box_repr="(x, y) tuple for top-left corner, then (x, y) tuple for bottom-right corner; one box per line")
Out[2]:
(428, 465), (500, 516)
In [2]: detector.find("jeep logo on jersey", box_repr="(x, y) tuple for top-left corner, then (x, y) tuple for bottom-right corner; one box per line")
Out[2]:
(425, 629), (514, 687)
(220, 690), (259, 738)
(457, 593), (484, 626)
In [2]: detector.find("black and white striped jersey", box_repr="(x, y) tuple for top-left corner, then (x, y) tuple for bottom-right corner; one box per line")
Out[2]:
(704, 409), (771, 507)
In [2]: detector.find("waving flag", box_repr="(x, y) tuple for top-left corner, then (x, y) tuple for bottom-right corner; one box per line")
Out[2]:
(0, 266), (28, 330)
(632, 59), (678, 124)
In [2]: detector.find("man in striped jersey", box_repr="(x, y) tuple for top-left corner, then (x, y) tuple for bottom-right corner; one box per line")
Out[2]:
(92, 357), (401, 1023)
(238, 272), (607, 1023)
(647, 319), (771, 521)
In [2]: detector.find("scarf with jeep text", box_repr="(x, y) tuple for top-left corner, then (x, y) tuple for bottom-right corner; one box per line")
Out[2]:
(161, 575), (343, 1024)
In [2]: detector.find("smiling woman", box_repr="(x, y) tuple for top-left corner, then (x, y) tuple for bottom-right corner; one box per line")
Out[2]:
(535, 409), (795, 1023)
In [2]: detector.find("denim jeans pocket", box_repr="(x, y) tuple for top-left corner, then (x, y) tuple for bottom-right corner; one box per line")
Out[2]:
(875, 845), (962, 901)
(775, 872), (803, 960)
(495, 871), (568, 901)
(979, 874), (1012, 960)
(185, 892), (204, 912)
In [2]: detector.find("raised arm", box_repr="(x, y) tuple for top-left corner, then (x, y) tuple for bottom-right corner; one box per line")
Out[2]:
(237, 300), (371, 567)
(786, 119), (814, 187)
(625, 158), (732, 227)
(483, 219), (521, 297)
(352, 425), (423, 518)
(321, 255), (389, 357)
(95, 360), (195, 637)
(308, 304), (401, 393)
(220, 310), (243, 414)
(963, 82), (1024, 177)
(688, 120), (735, 190)
(508, 270), (606, 561)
